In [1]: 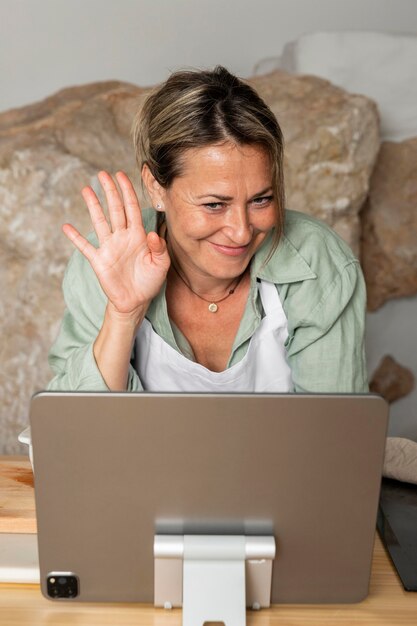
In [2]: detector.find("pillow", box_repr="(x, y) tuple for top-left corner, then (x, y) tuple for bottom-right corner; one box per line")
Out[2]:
(383, 437), (417, 484)
(276, 31), (417, 142)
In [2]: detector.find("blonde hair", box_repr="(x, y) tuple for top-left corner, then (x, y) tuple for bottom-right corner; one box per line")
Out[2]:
(133, 66), (285, 248)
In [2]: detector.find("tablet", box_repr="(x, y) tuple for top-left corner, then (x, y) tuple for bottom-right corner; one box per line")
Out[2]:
(29, 392), (388, 604)
(378, 477), (417, 591)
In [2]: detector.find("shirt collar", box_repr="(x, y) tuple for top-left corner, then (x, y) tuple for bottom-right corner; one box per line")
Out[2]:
(252, 228), (317, 284)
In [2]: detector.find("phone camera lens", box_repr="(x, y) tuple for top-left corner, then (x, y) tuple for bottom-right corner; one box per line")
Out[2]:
(47, 573), (79, 599)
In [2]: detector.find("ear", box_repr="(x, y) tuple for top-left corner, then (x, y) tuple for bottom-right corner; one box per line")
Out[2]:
(141, 164), (165, 211)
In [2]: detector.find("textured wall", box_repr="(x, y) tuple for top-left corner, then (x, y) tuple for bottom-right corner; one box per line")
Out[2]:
(0, 71), (382, 453)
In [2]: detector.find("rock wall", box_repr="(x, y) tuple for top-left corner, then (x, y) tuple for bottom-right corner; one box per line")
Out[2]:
(0, 72), (381, 453)
(360, 137), (417, 311)
(251, 71), (380, 251)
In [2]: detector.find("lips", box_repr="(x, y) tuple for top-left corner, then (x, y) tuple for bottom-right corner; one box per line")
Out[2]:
(209, 242), (251, 256)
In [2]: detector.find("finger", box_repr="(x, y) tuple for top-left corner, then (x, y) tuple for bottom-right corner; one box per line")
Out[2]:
(98, 170), (127, 231)
(81, 186), (111, 244)
(62, 223), (98, 264)
(115, 171), (143, 229)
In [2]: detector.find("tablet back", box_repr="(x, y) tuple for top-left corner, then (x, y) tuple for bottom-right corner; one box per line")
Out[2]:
(30, 392), (388, 604)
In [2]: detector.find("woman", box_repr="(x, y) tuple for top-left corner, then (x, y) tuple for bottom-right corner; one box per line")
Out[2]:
(48, 66), (368, 393)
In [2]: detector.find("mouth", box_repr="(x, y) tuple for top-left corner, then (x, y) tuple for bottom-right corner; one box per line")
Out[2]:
(209, 242), (251, 257)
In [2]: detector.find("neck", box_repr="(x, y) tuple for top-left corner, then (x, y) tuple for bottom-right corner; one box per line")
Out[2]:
(166, 235), (246, 298)
(169, 258), (245, 300)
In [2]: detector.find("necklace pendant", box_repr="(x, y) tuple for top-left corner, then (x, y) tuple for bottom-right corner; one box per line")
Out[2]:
(208, 302), (218, 313)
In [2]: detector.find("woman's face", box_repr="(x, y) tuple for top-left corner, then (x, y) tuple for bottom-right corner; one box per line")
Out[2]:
(158, 141), (277, 282)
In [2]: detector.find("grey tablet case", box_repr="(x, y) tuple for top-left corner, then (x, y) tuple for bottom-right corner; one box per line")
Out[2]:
(30, 392), (388, 604)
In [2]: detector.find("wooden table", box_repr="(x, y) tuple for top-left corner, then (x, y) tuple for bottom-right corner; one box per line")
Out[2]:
(1, 456), (416, 625)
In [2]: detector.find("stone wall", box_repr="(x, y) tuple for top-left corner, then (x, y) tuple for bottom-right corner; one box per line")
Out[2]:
(0, 70), (411, 453)
(360, 138), (417, 310)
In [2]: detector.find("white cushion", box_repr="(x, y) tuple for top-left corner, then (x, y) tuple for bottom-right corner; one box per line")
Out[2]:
(384, 437), (417, 485)
(278, 31), (417, 142)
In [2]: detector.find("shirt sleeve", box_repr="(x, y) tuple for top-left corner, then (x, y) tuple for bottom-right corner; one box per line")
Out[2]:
(47, 248), (144, 392)
(286, 261), (369, 393)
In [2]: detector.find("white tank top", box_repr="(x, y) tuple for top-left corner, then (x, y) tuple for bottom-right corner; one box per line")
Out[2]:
(135, 279), (293, 392)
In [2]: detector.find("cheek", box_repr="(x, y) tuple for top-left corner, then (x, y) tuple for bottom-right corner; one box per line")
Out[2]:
(168, 209), (214, 240)
(254, 209), (277, 233)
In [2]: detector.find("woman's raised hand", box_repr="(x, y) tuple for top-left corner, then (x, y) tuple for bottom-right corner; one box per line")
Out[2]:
(63, 171), (170, 318)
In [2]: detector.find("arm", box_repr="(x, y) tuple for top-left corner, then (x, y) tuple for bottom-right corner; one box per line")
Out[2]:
(47, 244), (144, 392)
(286, 261), (369, 393)
(48, 171), (170, 391)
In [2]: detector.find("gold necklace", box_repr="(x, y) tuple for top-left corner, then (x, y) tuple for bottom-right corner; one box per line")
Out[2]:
(170, 261), (245, 313)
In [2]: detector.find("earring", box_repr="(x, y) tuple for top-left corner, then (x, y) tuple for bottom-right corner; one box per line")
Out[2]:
(156, 203), (162, 210)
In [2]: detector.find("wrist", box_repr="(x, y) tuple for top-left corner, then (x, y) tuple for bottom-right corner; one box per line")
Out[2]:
(105, 301), (148, 331)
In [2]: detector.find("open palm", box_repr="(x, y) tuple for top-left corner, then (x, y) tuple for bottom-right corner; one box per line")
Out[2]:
(63, 171), (170, 315)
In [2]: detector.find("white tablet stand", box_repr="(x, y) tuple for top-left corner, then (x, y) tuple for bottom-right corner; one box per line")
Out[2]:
(154, 534), (276, 626)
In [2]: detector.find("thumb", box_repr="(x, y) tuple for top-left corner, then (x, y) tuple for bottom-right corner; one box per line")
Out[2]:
(147, 231), (168, 259)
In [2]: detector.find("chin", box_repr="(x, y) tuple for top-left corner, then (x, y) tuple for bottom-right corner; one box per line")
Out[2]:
(205, 259), (251, 280)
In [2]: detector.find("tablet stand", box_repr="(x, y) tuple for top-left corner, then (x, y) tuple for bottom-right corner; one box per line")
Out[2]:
(154, 534), (276, 626)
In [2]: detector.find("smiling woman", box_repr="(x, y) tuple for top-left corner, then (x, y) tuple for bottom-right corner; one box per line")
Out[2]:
(144, 142), (276, 278)
(47, 66), (368, 392)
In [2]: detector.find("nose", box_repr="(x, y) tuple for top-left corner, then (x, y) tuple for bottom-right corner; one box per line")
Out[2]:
(224, 206), (253, 245)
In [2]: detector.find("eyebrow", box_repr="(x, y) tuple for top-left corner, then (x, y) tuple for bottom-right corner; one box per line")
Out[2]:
(196, 187), (273, 201)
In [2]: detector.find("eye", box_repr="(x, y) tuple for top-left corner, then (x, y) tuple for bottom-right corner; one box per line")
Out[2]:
(203, 202), (225, 211)
(252, 195), (274, 207)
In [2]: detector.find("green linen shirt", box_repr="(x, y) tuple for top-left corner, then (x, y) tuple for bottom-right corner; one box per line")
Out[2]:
(47, 209), (369, 393)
